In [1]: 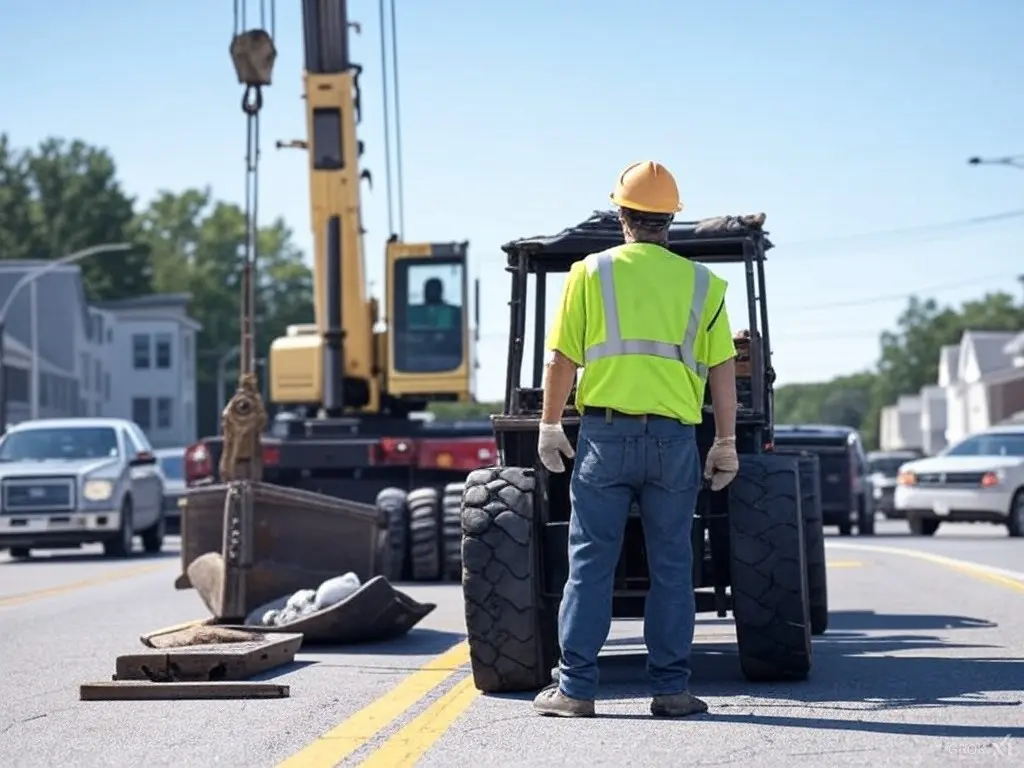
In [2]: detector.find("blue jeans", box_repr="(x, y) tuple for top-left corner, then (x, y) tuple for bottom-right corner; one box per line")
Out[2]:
(557, 412), (700, 701)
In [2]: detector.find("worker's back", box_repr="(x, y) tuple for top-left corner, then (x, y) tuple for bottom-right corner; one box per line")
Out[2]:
(576, 242), (726, 423)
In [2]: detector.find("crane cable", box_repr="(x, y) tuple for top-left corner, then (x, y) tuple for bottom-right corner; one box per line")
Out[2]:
(378, 0), (406, 240)
(221, 0), (276, 480)
(378, 0), (395, 237)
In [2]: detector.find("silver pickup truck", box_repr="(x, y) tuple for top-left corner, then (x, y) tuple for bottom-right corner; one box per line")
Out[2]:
(0, 418), (166, 559)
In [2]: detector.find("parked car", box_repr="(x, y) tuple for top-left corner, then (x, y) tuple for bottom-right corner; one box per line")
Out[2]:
(773, 424), (874, 535)
(894, 426), (1024, 537)
(154, 446), (186, 535)
(0, 418), (166, 559)
(867, 449), (924, 519)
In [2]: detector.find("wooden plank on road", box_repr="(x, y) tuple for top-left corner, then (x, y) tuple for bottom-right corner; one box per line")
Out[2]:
(80, 681), (290, 701)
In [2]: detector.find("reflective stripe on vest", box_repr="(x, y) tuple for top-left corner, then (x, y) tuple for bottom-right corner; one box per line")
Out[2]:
(583, 250), (713, 379)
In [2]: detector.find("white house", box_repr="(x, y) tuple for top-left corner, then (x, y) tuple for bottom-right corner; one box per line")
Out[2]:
(919, 384), (947, 455)
(879, 394), (923, 451)
(93, 293), (201, 449)
(940, 330), (1024, 445)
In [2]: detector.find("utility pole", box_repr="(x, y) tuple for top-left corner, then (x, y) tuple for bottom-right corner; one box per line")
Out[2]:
(0, 243), (133, 431)
(967, 154), (1024, 170)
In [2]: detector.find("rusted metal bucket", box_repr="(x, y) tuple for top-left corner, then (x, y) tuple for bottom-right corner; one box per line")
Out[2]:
(175, 481), (388, 620)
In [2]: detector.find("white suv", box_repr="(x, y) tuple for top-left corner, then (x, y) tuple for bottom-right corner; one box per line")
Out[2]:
(894, 426), (1024, 537)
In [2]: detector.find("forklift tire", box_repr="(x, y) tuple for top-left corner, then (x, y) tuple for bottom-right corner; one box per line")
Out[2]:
(462, 466), (558, 693)
(729, 454), (812, 682)
(795, 454), (828, 636)
(376, 487), (410, 581)
(442, 482), (465, 581)
(408, 487), (442, 582)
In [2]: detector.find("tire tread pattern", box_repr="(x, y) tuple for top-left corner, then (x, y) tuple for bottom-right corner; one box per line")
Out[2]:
(408, 487), (442, 581)
(729, 454), (813, 682)
(461, 466), (555, 693)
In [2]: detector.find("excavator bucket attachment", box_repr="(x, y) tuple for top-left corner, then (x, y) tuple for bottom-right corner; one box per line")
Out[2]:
(176, 480), (389, 619)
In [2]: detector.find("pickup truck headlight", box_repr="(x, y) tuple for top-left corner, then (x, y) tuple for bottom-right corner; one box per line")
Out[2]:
(83, 480), (115, 502)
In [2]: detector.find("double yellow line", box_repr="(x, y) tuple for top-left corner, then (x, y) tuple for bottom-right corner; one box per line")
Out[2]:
(278, 640), (480, 767)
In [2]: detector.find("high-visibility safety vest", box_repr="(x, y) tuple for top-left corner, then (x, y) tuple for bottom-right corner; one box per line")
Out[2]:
(573, 242), (730, 423)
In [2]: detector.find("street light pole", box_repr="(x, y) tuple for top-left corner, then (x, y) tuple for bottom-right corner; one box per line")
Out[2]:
(0, 243), (133, 431)
(967, 154), (1024, 170)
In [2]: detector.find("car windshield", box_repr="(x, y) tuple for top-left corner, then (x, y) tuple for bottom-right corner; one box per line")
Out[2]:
(159, 455), (184, 480)
(942, 433), (1024, 458)
(869, 457), (910, 476)
(0, 427), (120, 461)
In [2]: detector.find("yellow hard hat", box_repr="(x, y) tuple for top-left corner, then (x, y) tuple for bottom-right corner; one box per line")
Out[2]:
(610, 160), (682, 214)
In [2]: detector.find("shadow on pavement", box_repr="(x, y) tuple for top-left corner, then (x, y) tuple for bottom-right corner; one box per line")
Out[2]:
(303, 628), (467, 658)
(487, 610), (1024, 738)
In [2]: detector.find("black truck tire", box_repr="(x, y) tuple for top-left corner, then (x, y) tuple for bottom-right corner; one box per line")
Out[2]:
(442, 482), (465, 582)
(408, 487), (442, 582)
(462, 466), (558, 693)
(376, 487), (410, 580)
(857, 495), (876, 536)
(729, 454), (813, 682)
(795, 454), (828, 636)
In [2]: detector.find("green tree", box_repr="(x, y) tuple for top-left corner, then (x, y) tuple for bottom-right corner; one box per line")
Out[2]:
(135, 188), (315, 435)
(0, 134), (152, 299)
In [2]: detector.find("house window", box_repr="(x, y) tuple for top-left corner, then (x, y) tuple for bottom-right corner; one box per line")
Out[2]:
(133, 334), (151, 369)
(81, 352), (91, 390)
(156, 397), (173, 429)
(106, 328), (113, 343)
(104, 372), (111, 401)
(3, 366), (28, 404)
(184, 333), (193, 379)
(132, 397), (151, 430)
(94, 360), (101, 390)
(155, 333), (172, 369)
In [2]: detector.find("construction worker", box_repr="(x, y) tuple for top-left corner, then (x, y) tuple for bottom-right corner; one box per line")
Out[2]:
(533, 160), (740, 718)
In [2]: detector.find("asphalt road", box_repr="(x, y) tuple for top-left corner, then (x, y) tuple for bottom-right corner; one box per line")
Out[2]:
(1, 520), (1022, 768)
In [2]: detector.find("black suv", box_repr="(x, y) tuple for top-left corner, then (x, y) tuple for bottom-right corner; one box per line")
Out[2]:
(773, 425), (874, 535)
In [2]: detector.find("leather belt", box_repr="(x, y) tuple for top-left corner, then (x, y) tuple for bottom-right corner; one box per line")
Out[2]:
(580, 406), (662, 422)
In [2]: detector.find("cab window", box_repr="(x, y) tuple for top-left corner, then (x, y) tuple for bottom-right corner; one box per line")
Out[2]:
(393, 259), (465, 374)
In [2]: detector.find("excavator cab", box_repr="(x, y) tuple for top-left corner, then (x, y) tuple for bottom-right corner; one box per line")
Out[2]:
(385, 240), (478, 403)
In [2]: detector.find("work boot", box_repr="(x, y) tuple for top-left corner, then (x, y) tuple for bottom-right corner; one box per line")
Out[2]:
(650, 692), (709, 717)
(532, 684), (595, 717)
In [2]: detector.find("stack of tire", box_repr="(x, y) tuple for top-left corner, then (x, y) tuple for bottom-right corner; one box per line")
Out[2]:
(374, 482), (465, 582)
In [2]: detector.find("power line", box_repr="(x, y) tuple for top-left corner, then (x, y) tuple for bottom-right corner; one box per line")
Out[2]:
(785, 273), (1016, 312)
(776, 208), (1024, 251)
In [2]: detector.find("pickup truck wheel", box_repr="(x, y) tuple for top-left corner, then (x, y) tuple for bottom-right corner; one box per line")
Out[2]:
(8, 547), (31, 560)
(729, 454), (812, 682)
(838, 520), (852, 536)
(908, 513), (940, 536)
(856, 496), (875, 536)
(141, 510), (166, 554)
(1007, 490), (1024, 538)
(104, 498), (135, 558)
(442, 482), (465, 582)
(407, 487), (442, 581)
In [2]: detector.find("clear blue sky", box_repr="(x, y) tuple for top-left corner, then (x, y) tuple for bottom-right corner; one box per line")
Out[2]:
(2, 0), (1022, 400)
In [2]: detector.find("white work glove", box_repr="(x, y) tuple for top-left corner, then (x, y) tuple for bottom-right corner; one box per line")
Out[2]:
(538, 422), (575, 473)
(704, 436), (739, 491)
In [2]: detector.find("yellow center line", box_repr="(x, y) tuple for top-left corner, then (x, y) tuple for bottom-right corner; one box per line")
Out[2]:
(828, 542), (1024, 594)
(358, 675), (480, 768)
(0, 561), (172, 608)
(277, 641), (471, 768)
